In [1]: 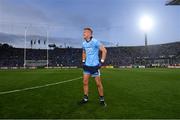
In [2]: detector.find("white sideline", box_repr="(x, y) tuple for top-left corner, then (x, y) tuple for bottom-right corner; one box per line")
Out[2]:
(0, 77), (82, 95)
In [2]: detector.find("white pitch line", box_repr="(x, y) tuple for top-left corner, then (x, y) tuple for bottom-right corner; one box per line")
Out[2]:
(0, 77), (82, 95)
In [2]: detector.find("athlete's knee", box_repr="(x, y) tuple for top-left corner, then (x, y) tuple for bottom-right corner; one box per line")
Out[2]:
(83, 74), (89, 85)
(83, 82), (88, 86)
(96, 81), (103, 88)
(83, 79), (89, 86)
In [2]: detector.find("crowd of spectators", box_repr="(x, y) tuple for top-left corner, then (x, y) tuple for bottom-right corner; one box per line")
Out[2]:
(0, 42), (180, 67)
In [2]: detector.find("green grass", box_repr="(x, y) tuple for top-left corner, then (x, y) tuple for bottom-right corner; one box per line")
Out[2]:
(0, 68), (180, 119)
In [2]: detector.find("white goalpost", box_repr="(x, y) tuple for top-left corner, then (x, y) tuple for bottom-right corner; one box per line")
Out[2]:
(23, 24), (49, 68)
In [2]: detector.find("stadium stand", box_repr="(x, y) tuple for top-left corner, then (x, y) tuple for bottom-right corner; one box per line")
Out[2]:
(0, 42), (180, 68)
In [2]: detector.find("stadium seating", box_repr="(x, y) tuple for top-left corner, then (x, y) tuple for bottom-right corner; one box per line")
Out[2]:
(0, 42), (180, 67)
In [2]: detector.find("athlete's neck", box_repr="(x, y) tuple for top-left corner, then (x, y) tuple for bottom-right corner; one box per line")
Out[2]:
(85, 36), (93, 42)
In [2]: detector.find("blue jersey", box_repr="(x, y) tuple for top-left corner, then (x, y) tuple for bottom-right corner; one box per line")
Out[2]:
(82, 38), (101, 67)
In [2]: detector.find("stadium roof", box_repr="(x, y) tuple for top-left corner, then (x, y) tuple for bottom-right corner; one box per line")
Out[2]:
(166, 0), (180, 5)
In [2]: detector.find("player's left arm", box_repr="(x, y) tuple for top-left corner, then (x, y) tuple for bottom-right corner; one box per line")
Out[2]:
(99, 45), (107, 63)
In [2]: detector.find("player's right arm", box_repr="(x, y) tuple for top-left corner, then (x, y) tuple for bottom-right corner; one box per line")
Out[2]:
(82, 49), (86, 62)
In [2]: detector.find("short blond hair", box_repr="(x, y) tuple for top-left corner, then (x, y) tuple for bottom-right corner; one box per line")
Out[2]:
(84, 27), (93, 34)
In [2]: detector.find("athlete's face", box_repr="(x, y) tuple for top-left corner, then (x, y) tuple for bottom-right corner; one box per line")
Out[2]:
(83, 30), (92, 40)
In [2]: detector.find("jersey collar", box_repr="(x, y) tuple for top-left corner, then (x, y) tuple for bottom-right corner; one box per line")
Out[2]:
(85, 36), (93, 43)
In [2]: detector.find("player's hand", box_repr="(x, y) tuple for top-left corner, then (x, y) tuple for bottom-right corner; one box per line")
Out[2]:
(82, 60), (85, 67)
(101, 59), (105, 64)
(98, 59), (105, 68)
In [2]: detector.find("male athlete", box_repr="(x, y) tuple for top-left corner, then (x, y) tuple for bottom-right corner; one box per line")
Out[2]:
(80, 27), (107, 106)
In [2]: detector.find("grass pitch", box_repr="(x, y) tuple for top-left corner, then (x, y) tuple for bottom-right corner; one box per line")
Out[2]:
(0, 68), (180, 119)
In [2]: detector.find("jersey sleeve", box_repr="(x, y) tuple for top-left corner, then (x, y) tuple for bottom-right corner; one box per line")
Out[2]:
(82, 43), (85, 50)
(95, 40), (101, 48)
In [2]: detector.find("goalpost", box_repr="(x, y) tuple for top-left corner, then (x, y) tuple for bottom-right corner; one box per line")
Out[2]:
(24, 24), (49, 68)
